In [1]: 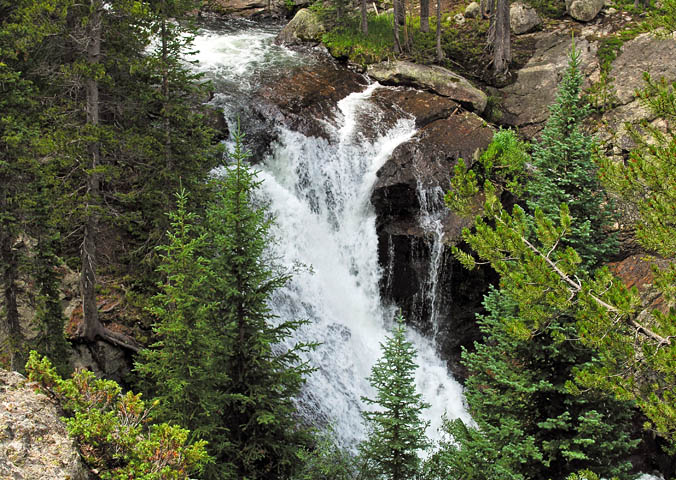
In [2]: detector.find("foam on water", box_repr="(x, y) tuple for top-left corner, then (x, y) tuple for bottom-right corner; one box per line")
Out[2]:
(195, 23), (471, 449)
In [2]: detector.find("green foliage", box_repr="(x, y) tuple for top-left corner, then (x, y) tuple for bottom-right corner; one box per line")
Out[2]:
(292, 428), (356, 480)
(137, 127), (315, 480)
(359, 314), (430, 480)
(429, 289), (639, 480)
(207, 127), (315, 480)
(135, 187), (231, 477)
(650, 0), (676, 31)
(442, 46), (646, 479)
(527, 46), (618, 270)
(0, 0), (69, 372)
(588, 72), (676, 451)
(523, 0), (567, 18)
(446, 128), (530, 216)
(322, 13), (395, 65)
(26, 351), (210, 479)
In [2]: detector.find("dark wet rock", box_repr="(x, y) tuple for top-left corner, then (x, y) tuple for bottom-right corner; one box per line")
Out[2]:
(370, 88), (461, 129)
(255, 57), (367, 141)
(205, 105), (229, 142)
(371, 110), (495, 376)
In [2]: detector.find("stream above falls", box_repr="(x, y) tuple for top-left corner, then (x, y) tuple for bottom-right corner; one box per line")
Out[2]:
(191, 19), (471, 449)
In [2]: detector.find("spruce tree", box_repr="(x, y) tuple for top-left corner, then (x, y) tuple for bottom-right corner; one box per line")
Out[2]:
(440, 46), (641, 479)
(138, 128), (314, 480)
(431, 288), (639, 480)
(359, 313), (430, 480)
(135, 189), (232, 479)
(526, 45), (618, 270)
(206, 127), (314, 480)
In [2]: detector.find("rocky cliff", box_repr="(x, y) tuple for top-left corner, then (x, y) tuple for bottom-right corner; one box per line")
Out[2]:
(272, 4), (676, 376)
(0, 369), (89, 480)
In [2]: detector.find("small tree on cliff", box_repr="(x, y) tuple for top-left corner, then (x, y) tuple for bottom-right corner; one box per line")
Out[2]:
(526, 45), (618, 270)
(359, 314), (430, 480)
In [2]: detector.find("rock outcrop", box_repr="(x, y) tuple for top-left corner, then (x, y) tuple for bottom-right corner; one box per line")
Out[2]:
(510, 1), (542, 34)
(0, 369), (90, 480)
(367, 61), (488, 113)
(205, 0), (311, 17)
(275, 8), (326, 45)
(464, 1), (480, 18)
(369, 89), (496, 374)
(600, 31), (676, 152)
(255, 55), (366, 142)
(566, 0), (605, 21)
(497, 28), (599, 136)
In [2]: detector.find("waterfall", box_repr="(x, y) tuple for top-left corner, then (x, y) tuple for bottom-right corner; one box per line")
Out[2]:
(193, 22), (471, 449)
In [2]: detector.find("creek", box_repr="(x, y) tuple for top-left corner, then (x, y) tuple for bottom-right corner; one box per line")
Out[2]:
(191, 18), (471, 449)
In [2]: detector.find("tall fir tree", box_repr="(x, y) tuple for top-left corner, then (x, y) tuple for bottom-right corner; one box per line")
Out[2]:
(206, 127), (314, 480)
(0, 0), (70, 372)
(439, 46), (642, 479)
(526, 44), (618, 270)
(135, 188), (232, 479)
(138, 128), (314, 480)
(430, 288), (639, 480)
(359, 313), (430, 480)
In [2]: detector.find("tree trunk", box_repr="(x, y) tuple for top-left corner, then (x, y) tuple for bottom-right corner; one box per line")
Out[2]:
(161, 0), (172, 170)
(420, 0), (430, 33)
(487, 0), (511, 74)
(634, 0), (649, 8)
(360, 0), (368, 34)
(435, 0), (443, 61)
(81, 0), (104, 343)
(1, 232), (24, 371)
(402, 0), (410, 52)
(393, 0), (402, 53)
(480, 0), (493, 17)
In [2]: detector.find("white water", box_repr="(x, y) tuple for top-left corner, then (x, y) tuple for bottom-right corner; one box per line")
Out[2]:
(193, 23), (471, 449)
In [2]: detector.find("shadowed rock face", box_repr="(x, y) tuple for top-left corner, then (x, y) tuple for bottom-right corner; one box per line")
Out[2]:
(371, 100), (496, 376)
(0, 370), (90, 480)
(255, 57), (367, 141)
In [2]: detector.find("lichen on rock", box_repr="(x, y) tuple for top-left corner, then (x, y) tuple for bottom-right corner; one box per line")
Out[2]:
(0, 369), (90, 480)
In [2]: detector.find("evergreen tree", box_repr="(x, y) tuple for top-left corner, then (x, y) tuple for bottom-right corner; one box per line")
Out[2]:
(138, 128), (314, 480)
(430, 289), (638, 480)
(359, 313), (430, 480)
(207, 127), (314, 480)
(440, 46), (642, 479)
(135, 188), (232, 478)
(0, 0), (69, 372)
(526, 45), (618, 270)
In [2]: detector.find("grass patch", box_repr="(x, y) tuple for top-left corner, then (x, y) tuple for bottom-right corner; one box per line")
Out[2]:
(322, 13), (396, 66)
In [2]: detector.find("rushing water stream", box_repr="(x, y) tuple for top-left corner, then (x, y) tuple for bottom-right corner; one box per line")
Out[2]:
(191, 19), (471, 449)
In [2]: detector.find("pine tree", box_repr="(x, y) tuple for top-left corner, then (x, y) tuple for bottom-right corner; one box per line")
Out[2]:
(526, 45), (618, 270)
(0, 0), (69, 372)
(439, 46), (642, 479)
(206, 127), (315, 480)
(138, 128), (314, 480)
(430, 288), (639, 480)
(135, 188), (232, 479)
(359, 313), (430, 480)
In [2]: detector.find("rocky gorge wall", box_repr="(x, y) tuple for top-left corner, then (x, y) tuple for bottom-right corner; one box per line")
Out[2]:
(271, 2), (676, 378)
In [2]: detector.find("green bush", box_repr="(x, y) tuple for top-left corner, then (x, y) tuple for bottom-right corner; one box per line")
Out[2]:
(26, 351), (210, 480)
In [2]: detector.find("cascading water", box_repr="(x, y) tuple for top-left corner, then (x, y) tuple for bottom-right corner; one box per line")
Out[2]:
(192, 21), (471, 449)
(414, 182), (447, 339)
